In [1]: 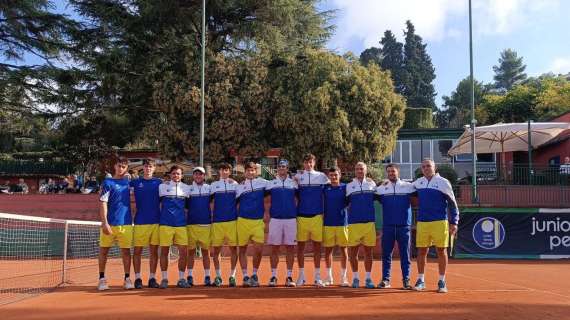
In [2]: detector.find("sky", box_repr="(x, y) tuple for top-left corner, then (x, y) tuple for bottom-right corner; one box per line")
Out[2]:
(320, 0), (570, 107)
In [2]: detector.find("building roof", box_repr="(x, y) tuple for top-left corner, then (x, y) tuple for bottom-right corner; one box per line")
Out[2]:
(397, 128), (464, 140)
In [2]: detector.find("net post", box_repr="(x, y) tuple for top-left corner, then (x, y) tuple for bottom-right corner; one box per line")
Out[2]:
(62, 220), (69, 286)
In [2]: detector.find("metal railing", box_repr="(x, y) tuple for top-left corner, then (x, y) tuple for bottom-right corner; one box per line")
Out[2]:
(475, 164), (570, 186)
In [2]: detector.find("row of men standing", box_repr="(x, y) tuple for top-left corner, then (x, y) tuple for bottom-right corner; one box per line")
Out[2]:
(97, 153), (459, 293)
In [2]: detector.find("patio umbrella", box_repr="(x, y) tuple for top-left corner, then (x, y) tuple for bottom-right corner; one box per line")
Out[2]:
(448, 122), (570, 156)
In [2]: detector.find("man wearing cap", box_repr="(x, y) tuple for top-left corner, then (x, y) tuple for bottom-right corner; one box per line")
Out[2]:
(266, 159), (298, 287)
(186, 166), (213, 286)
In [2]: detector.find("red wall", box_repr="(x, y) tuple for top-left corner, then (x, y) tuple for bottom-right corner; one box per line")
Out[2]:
(0, 194), (100, 221)
(534, 140), (570, 164)
(459, 185), (570, 207)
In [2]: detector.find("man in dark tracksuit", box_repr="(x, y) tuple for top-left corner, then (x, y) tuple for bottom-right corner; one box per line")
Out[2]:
(376, 163), (414, 290)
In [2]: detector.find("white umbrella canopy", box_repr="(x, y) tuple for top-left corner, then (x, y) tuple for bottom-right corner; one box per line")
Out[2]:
(448, 122), (570, 156)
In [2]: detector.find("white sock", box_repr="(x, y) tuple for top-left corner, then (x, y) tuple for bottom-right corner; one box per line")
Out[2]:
(242, 268), (248, 277)
(314, 268), (321, 280)
(135, 273), (141, 280)
(216, 269), (222, 277)
(298, 268), (305, 279)
(418, 273), (425, 281)
(178, 271), (185, 280)
(187, 269), (193, 277)
(149, 272), (156, 279)
(230, 268), (236, 277)
(161, 271), (168, 280)
(341, 268), (347, 278)
(204, 269), (210, 277)
(439, 274), (446, 281)
(326, 268), (333, 279)
(252, 268), (258, 276)
(287, 269), (293, 277)
(353, 272), (360, 280)
(365, 272), (371, 280)
(271, 268), (277, 277)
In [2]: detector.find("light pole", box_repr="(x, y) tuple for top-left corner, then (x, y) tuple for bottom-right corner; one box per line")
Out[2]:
(469, 0), (478, 203)
(200, 0), (206, 167)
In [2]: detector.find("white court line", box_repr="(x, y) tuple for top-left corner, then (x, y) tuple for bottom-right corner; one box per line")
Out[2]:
(426, 266), (570, 300)
(451, 289), (532, 293)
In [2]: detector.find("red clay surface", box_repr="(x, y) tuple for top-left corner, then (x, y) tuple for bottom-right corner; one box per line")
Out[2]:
(2, 257), (570, 320)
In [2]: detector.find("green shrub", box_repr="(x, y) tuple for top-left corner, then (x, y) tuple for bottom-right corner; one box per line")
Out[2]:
(414, 164), (458, 184)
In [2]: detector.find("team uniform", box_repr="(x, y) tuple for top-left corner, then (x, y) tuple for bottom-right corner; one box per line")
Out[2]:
(99, 178), (133, 248)
(187, 182), (212, 250)
(295, 170), (329, 242)
(412, 173), (459, 249)
(266, 176), (298, 246)
(159, 180), (190, 247)
(376, 179), (414, 288)
(236, 177), (268, 246)
(130, 177), (162, 247)
(346, 178), (377, 247)
(210, 178), (239, 247)
(323, 183), (348, 248)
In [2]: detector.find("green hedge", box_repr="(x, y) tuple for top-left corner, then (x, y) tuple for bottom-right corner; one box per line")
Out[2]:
(403, 108), (434, 129)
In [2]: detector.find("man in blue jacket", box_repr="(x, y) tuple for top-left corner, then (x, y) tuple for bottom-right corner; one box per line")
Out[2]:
(412, 159), (459, 293)
(266, 159), (298, 287)
(376, 164), (414, 290)
(236, 162), (268, 287)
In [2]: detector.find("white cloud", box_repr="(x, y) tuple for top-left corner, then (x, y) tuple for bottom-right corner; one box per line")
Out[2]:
(473, 0), (560, 35)
(327, 0), (560, 52)
(548, 57), (570, 74)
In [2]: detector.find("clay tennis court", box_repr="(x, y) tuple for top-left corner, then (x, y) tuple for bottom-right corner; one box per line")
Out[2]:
(2, 257), (569, 320)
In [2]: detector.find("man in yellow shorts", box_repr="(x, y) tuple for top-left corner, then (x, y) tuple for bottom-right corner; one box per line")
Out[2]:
(236, 162), (268, 287)
(295, 153), (330, 287)
(346, 162), (377, 289)
(210, 162), (239, 287)
(98, 156), (133, 291)
(186, 166), (212, 286)
(412, 159), (459, 293)
(322, 167), (349, 286)
(158, 165), (191, 288)
(129, 158), (162, 289)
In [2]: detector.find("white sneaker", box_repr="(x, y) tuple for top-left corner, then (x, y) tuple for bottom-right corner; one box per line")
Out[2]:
(98, 278), (109, 291)
(123, 278), (134, 290)
(296, 276), (306, 287)
(340, 277), (350, 287)
(314, 279), (326, 288)
(323, 277), (334, 286)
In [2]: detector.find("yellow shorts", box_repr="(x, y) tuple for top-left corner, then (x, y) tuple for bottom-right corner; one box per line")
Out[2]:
(323, 226), (348, 247)
(297, 215), (323, 242)
(416, 220), (449, 248)
(348, 222), (376, 247)
(187, 224), (211, 249)
(133, 224), (159, 247)
(99, 225), (133, 249)
(211, 221), (238, 247)
(237, 217), (265, 246)
(159, 226), (188, 247)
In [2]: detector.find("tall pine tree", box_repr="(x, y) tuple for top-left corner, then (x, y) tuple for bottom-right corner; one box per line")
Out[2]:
(402, 20), (436, 110)
(379, 30), (404, 94)
(359, 30), (404, 94)
(493, 49), (527, 91)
